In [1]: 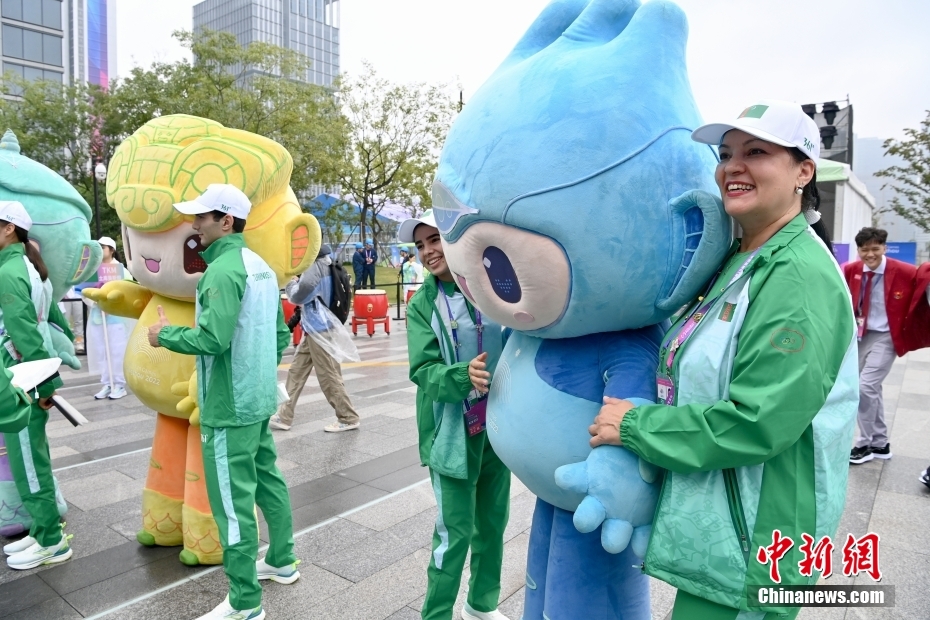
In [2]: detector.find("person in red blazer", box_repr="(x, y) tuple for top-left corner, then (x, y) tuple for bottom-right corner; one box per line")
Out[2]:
(843, 227), (916, 465)
(908, 262), (930, 488)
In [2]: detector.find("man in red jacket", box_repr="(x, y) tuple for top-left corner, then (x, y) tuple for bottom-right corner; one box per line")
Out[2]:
(909, 263), (930, 487)
(844, 227), (916, 464)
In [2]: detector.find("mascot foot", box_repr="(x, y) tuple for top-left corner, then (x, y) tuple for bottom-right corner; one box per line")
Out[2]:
(136, 530), (156, 546)
(179, 549), (200, 566)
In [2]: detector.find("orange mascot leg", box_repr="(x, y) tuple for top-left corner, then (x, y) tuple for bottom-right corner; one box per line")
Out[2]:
(137, 413), (187, 549)
(179, 423), (222, 565)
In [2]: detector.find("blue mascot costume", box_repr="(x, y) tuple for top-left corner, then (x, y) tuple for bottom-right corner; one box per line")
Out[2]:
(432, 0), (731, 617)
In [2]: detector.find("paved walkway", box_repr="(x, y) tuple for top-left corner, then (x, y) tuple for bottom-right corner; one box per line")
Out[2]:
(0, 319), (927, 619)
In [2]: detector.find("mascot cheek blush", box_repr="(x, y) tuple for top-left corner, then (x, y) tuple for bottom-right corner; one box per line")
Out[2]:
(434, 1), (731, 618)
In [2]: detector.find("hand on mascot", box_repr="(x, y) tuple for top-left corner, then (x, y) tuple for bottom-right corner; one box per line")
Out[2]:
(554, 445), (662, 557)
(589, 396), (635, 447)
(82, 281), (152, 319)
(147, 306), (171, 348)
(468, 352), (491, 394)
(171, 373), (200, 426)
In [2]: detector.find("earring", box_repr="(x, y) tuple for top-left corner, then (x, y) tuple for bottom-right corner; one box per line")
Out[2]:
(795, 186), (804, 195)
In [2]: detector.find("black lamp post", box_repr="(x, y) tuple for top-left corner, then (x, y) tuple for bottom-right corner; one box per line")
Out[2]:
(92, 161), (107, 239)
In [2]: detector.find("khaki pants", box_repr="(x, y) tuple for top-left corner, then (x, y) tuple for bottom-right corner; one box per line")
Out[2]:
(277, 334), (359, 426)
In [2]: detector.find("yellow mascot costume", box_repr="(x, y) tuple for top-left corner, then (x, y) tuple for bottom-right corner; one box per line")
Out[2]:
(84, 115), (319, 565)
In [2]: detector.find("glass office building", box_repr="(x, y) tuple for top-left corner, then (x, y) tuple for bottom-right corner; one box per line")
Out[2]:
(193, 0), (340, 86)
(0, 0), (116, 90)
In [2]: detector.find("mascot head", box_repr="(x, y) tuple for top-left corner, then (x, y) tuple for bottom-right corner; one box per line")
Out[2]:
(106, 115), (321, 300)
(0, 130), (102, 301)
(435, 0), (731, 339)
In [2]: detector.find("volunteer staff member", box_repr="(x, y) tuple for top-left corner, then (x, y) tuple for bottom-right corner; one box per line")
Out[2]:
(590, 101), (859, 619)
(147, 184), (299, 620)
(87, 236), (134, 400)
(401, 212), (511, 620)
(0, 201), (74, 570)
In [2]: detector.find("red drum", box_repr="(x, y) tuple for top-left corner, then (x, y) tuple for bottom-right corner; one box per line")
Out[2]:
(352, 289), (390, 337)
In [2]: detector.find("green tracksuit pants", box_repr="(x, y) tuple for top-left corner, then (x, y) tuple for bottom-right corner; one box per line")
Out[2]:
(4, 404), (62, 547)
(672, 589), (799, 619)
(423, 431), (510, 620)
(201, 418), (296, 610)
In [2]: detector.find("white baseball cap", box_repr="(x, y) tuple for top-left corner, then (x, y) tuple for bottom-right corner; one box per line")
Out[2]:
(0, 201), (32, 231)
(98, 236), (117, 249)
(173, 184), (252, 219)
(692, 100), (821, 161)
(398, 210), (438, 243)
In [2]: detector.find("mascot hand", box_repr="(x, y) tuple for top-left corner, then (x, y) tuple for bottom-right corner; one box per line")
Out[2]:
(171, 374), (200, 426)
(555, 446), (661, 557)
(82, 281), (152, 319)
(48, 324), (81, 370)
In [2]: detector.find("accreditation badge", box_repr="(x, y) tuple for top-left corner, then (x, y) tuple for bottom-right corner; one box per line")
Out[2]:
(656, 375), (675, 405)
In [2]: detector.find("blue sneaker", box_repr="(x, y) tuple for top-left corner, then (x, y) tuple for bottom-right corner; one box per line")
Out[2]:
(256, 557), (301, 584)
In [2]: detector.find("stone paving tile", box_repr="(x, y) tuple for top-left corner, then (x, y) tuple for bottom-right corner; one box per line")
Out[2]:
(61, 425), (156, 455)
(102, 579), (216, 620)
(367, 463), (430, 493)
(867, 490), (930, 555)
(876, 453), (930, 498)
(345, 481), (435, 531)
(291, 517), (378, 564)
(59, 470), (145, 511)
(47, 412), (152, 439)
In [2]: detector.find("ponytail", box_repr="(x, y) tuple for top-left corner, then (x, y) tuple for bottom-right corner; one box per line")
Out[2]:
(11, 224), (49, 281)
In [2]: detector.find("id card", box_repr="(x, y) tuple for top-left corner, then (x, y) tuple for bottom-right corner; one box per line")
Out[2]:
(856, 316), (865, 340)
(656, 375), (675, 405)
(465, 397), (488, 436)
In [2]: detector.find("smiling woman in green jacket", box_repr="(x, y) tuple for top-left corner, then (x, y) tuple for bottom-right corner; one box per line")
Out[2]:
(589, 101), (859, 620)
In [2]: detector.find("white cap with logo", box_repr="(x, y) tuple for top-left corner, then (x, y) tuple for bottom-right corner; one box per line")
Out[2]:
(398, 210), (437, 244)
(691, 100), (821, 161)
(0, 201), (32, 231)
(173, 184), (252, 219)
(98, 236), (117, 249)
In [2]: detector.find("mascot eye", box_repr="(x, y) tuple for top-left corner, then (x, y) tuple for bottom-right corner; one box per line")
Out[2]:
(431, 181), (479, 234)
(483, 246), (522, 303)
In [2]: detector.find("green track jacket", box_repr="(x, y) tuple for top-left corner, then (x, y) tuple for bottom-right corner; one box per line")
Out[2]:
(0, 368), (30, 432)
(159, 234), (290, 428)
(621, 215), (859, 612)
(407, 273), (504, 477)
(0, 243), (62, 398)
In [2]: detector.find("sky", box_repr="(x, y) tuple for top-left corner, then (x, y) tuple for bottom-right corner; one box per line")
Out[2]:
(116, 0), (930, 141)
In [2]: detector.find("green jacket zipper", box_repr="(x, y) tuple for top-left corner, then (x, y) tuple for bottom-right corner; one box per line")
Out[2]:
(723, 468), (751, 565)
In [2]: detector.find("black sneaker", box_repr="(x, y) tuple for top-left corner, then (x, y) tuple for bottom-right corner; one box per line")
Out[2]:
(919, 467), (930, 489)
(849, 446), (873, 464)
(870, 444), (892, 460)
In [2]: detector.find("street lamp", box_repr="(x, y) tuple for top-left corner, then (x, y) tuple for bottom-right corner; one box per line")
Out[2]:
(92, 161), (107, 238)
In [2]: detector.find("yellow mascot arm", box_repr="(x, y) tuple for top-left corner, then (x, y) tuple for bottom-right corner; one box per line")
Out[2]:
(282, 213), (320, 280)
(171, 372), (199, 427)
(82, 281), (152, 319)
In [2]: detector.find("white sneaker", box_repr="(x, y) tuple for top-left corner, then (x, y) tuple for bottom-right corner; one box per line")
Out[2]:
(108, 386), (127, 400)
(256, 557), (301, 584)
(324, 421), (360, 433)
(94, 385), (111, 399)
(6, 534), (73, 570)
(195, 596), (265, 620)
(462, 604), (510, 620)
(268, 415), (291, 431)
(3, 536), (36, 555)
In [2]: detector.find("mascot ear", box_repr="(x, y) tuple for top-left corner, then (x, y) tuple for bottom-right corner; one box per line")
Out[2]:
(284, 213), (321, 277)
(656, 190), (731, 312)
(66, 240), (103, 286)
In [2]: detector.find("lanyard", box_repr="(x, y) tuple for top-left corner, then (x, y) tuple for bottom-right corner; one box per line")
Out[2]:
(662, 249), (759, 373)
(438, 283), (482, 363)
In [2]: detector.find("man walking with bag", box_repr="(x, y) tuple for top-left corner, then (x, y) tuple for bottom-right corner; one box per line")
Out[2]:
(271, 244), (360, 433)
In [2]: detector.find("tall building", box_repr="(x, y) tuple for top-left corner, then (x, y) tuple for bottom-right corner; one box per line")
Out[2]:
(193, 0), (340, 87)
(0, 0), (116, 89)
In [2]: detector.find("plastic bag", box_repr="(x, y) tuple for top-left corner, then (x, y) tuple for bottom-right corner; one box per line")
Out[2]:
(304, 305), (361, 363)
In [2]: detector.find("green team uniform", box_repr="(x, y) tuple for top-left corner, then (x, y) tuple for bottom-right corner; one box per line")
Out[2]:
(620, 215), (859, 619)
(0, 368), (31, 431)
(0, 243), (65, 548)
(158, 233), (295, 611)
(407, 274), (511, 620)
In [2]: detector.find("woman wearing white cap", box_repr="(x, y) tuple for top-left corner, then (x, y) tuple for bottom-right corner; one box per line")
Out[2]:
(587, 101), (859, 619)
(85, 237), (133, 400)
(0, 201), (75, 569)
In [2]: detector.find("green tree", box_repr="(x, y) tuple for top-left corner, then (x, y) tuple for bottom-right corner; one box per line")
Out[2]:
(876, 110), (930, 232)
(0, 76), (123, 240)
(106, 30), (346, 199)
(326, 62), (457, 258)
